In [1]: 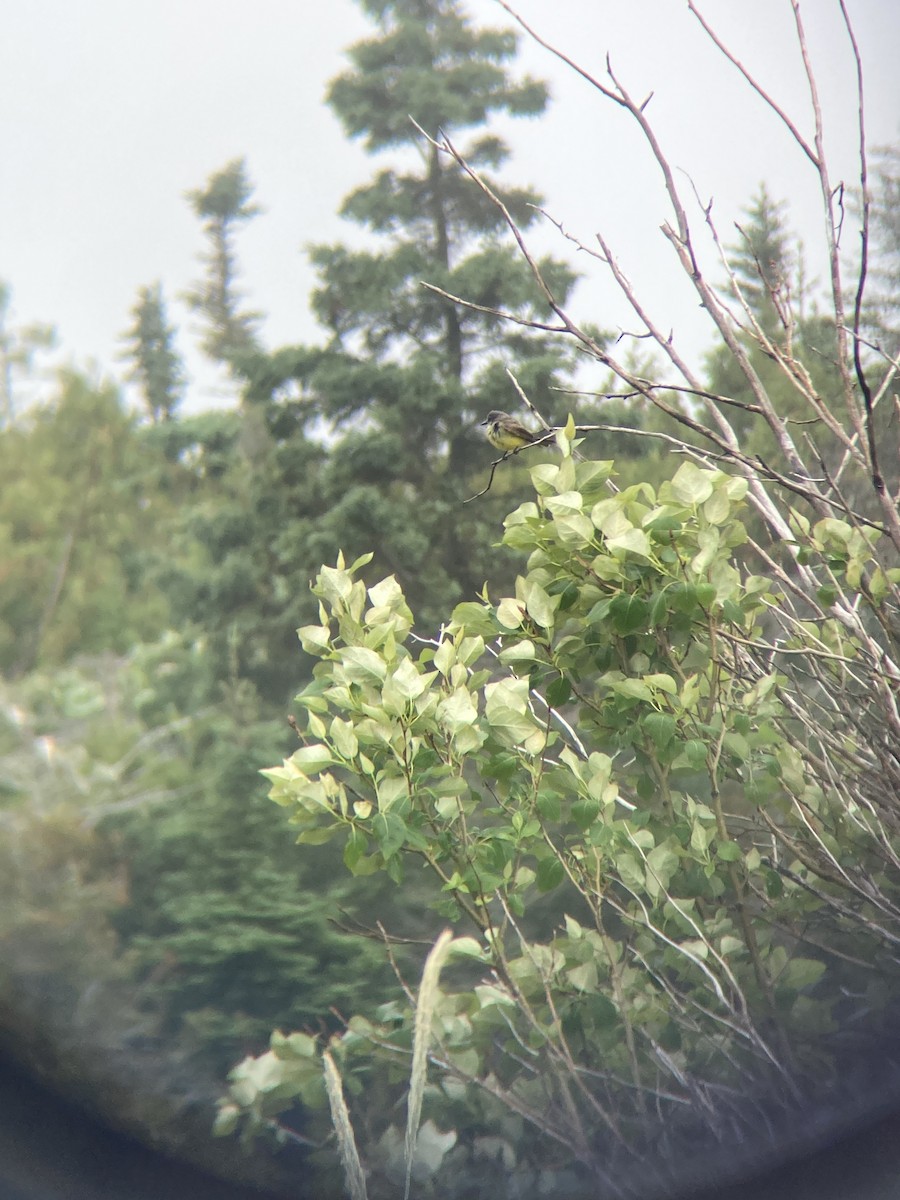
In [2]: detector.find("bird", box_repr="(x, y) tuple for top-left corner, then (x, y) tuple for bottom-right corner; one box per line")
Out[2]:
(480, 410), (539, 453)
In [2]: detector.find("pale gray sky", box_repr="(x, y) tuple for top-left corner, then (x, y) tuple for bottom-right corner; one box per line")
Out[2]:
(1, 0), (897, 411)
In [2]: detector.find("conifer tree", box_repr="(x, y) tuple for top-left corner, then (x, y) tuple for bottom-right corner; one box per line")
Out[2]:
(123, 282), (184, 423)
(300, 0), (580, 628)
(171, 0), (580, 697)
(185, 159), (262, 372)
(703, 186), (843, 465)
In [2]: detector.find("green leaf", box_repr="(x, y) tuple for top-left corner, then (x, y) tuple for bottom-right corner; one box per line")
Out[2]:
(648, 591), (668, 626)
(668, 462), (715, 505)
(330, 717), (358, 760)
(318, 562), (355, 607)
(703, 489), (731, 524)
(339, 646), (387, 684)
(670, 583), (701, 615)
(496, 597), (526, 629)
(213, 1105), (240, 1137)
(372, 811), (406, 859)
(644, 509), (683, 534)
(716, 840), (742, 862)
(545, 674), (571, 707)
(544, 489), (584, 517)
(271, 1030), (318, 1060)
(296, 824), (341, 846)
(297, 624), (331, 655)
(643, 673), (677, 696)
(586, 993), (618, 1027)
(343, 827), (367, 871)
(393, 656), (433, 701)
(609, 595), (649, 635)
(451, 601), (497, 636)
(610, 677), (653, 703)
(498, 640), (537, 666)
(572, 797), (600, 830)
(643, 712), (677, 750)
(690, 820), (711, 853)
(447, 937), (488, 962)
(719, 936), (744, 957)
(616, 853), (645, 891)
(552, 511), (596, 547)
(646, 842), (679, 894)
(484, 678), (544, 752)
(289, 744), (335, 774)
(765, 869), (784, 898)
(567, 960), (598, 992)
(536, 857), (565, 892)
(436, 686), (479, 737)
(537, 790), (562, 821)
(367, 575), (404, 609)
(780, 957), (826, 990)
(554, 581), (581, 611)
(523, 579), (558, 630)
(607, 526), (653, 559)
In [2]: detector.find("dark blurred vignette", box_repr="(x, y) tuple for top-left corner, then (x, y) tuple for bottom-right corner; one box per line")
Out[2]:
(1, 1046), (899, 1200)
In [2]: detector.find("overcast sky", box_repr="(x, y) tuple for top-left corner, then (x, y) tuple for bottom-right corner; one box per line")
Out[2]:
(1, 0), (898, 413)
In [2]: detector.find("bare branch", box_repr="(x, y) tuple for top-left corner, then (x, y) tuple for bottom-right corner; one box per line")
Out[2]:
(686, 1), (818, 166)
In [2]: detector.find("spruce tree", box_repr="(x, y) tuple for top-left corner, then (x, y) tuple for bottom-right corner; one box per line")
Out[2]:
(301, 0), (579, 627)
(170, 0), (580, 699)
(123, 282), (184, 423)
(703, 186), (844, 465)
(185, 159), (262, 372)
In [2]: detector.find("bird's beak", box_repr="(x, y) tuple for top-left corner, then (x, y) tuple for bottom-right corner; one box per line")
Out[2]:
(479, 417), (488, 426)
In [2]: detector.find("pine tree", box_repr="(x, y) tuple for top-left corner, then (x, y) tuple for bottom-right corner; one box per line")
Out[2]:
(293, 0), (579, 628)
(123, 282), (184, 423)
(167, 0), (580, 698)
(185, 159), (262, 372)
(703, 185), (844, 465)
(726, 184), (799, 336)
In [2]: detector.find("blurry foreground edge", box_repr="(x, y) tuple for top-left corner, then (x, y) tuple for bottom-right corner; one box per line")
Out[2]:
(1, 1045), (900, 1200)
(0, 1050), (293, 1200)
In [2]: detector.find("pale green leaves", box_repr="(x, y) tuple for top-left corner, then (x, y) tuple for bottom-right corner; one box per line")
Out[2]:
(591, 498), (653, 560)
(496, 597), (526, 629)
(497, 578), (559, 636)
(251, 453), (868, 1173)
(339, 646), (388, 685)
(436, 686), (484, 755)
(298, 624), (332, 655)
(484, 678), (546, 755)
(381, 656), (436, 715)
(523, 578), (558, 630)
(543, 490), (595, 548)
(367, 574), (414, 641)
(663, 462), (715, 506)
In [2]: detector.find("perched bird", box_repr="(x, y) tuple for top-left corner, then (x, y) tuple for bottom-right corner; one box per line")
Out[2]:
(480, 410), (538, 453)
